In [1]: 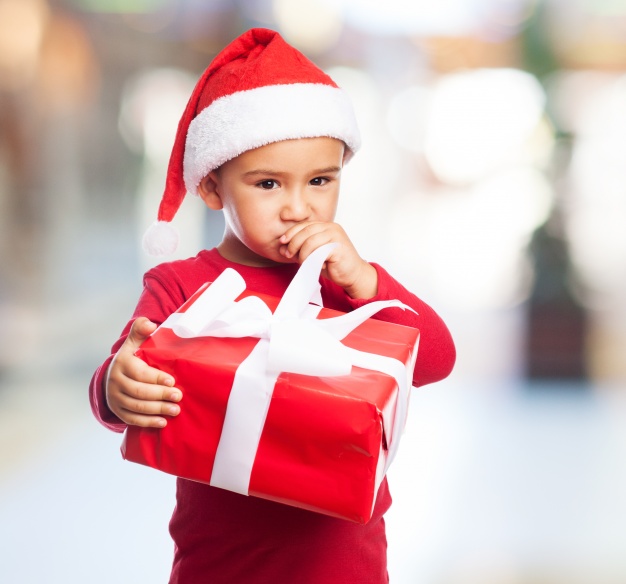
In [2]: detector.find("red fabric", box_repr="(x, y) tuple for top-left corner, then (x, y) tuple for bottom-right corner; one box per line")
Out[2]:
(196, 28), (337, 110)
(89, 248), (455, 583)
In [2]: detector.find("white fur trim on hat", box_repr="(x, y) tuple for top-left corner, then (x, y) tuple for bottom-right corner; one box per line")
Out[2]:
(183, 83), (361, 195)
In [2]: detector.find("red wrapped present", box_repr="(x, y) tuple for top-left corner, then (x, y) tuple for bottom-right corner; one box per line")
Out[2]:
(121, 244), (419, 524)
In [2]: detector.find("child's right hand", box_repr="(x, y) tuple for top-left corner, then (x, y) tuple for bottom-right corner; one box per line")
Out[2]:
(105, 317), (182, 428)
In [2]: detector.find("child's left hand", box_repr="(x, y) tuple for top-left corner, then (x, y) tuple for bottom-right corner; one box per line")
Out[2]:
(279, 221), (378, 299)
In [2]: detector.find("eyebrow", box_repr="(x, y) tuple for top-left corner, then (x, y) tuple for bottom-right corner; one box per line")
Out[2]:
(242, 166), (342, 178)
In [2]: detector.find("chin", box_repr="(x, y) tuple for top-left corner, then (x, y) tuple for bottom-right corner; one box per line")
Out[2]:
(264, 253), (295, 266)
(251, 244), (292, 265)
(241, 246), (289, 267)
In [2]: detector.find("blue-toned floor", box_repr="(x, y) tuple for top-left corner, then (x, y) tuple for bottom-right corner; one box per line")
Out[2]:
(1, 363), (625, 583)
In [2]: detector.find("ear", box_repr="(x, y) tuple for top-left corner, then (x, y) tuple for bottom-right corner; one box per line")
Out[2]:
(197, 172), (223, 210)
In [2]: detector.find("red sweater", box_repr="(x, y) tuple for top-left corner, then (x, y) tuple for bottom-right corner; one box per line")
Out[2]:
(90, 248), (455, 583)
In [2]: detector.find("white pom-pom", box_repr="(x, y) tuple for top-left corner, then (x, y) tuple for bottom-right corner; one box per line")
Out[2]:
(142, 221), (180, 256)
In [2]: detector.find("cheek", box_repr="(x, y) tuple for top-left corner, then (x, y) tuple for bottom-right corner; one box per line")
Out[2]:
(318, 192), (339, 219)
(224, 199), (273, 233)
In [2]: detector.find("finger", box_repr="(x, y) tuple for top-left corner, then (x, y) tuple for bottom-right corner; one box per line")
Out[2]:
(118, 356), (177, 389)
(293, 230), (338, 264)
(280, 221), (317, 245)
(281, 223), (329, 259)
(117, 391), (181, 417)
(117, 375), (182, 403)
(286, 223), (346, 263)
(111, 342), (176, 388)
(126, 317), (158, 349)
(117, 409), (171, 429)
(279, 221), (329, 256)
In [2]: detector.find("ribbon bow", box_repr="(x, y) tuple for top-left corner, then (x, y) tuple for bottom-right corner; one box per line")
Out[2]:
(161, 243), (415, 495)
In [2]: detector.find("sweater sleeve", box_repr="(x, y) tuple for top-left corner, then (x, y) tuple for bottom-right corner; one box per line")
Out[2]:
(89, 267), (189, 433)
(338, 263), (456, 388)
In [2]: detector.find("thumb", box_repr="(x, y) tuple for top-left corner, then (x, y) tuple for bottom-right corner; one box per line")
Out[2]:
(125, 317), (157, 349)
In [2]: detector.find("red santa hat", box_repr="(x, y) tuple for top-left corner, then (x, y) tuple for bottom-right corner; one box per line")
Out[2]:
(143, 27), (361, 256)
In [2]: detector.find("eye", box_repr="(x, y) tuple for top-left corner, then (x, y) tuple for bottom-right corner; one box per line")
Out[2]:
(257, 179), (279, 190)
(310, 177), (329, 186)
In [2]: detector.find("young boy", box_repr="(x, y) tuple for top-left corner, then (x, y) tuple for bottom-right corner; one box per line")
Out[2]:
(90, 28), (456, 583)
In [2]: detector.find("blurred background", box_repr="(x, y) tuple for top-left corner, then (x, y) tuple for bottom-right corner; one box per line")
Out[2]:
(1, 0), (625, 582)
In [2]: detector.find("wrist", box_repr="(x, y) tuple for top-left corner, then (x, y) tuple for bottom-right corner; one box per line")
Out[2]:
(345, 262), (378, 299)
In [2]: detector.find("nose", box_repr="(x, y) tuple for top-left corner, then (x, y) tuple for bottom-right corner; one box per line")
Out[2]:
(280, 188), (311, 222)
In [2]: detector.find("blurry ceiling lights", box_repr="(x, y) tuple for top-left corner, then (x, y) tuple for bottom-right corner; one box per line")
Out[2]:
(339, 0), (479, 35)
(67, 0), (170, 12)
(421, 68), (549, 185)
(338, 0), (532, 37)
(272, 0), (342, 54)
(415, 35), (522, 74)
(0, 0), (49, 90)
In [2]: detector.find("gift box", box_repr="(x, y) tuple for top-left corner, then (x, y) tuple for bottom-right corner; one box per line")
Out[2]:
(121, 244), (419, 524)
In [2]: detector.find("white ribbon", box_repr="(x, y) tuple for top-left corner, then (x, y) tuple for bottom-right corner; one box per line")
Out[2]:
(161, 243), (417, 495)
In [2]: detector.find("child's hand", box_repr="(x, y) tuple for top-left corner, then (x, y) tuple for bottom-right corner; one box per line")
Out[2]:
(279, 221), (378, 299)
(106, 317), (182, 428)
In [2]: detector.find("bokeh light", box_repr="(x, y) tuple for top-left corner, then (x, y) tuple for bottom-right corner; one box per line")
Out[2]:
(388, 168), (552, 311)
(272, 0), (342, 54)
(423, 68), (548, 185)
(0, 0), (49, 89)
(561, 73), (626, 307)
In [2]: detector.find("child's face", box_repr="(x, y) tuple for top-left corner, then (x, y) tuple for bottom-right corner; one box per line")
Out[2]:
(199, 137), (345, 267)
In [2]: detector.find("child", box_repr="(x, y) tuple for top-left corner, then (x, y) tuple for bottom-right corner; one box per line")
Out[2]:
(90, 28), (456, 584)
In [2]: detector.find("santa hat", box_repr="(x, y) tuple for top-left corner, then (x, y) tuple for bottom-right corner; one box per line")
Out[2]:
(143, 27), (361, 256)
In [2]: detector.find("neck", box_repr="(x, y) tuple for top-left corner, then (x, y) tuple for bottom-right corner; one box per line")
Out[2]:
(216, 232), (282, 268)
